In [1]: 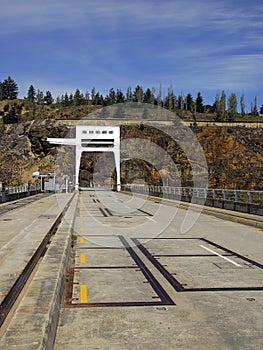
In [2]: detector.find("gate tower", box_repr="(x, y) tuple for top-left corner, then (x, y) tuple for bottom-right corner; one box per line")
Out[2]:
(47, 125), (121, 191)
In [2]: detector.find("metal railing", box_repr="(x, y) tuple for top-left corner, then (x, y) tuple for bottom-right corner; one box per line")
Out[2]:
(0, 183), (41, 203)
(122, 184), (263, 206)
(3, 184), (41, 195)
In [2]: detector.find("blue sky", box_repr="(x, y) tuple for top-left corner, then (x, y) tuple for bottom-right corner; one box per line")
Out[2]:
(0, 0), (262, 110)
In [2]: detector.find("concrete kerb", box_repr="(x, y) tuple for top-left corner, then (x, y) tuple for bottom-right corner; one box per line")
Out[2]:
(123, 191), (263, 230)
(1, 192), (79, 350)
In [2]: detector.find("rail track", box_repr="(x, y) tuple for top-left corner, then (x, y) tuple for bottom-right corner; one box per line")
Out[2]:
(0, 193), (75, 329)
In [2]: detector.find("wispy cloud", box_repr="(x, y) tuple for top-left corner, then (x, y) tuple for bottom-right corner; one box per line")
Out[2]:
(1, 0), (262, 105)
(1, 0), (261, 32)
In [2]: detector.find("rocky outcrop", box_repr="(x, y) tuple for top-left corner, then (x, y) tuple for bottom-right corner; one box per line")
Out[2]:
(0, 120), (262, 190)
(0, 120), (69, 185)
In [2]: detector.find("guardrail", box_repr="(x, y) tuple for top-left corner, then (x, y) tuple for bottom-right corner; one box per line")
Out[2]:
(0, 184), (41, 203)
(122, 184), (263, 216)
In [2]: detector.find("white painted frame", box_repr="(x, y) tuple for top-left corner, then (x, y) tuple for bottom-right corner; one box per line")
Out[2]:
(47, 125), (121, 191)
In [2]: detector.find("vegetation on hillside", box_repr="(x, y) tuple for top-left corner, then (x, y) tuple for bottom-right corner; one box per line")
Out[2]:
(0, 76), (262, 124)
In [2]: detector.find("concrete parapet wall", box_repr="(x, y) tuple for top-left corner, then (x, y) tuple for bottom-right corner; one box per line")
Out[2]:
(140, 189), (263, 216)
(0, 189), (41, 203)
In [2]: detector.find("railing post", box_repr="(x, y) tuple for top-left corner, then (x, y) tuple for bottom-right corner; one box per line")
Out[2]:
(212, 189), (216, 200)
(247, 191), (252, 204)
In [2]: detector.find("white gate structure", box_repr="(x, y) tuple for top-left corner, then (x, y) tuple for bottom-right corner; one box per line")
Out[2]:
(47, 125), (121, 191)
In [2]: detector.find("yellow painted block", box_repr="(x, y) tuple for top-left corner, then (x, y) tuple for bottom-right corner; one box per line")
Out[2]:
(80, 253), (86, 263)
(79, 227), (84, 232)
(80, 237), (85, 243)
(80, 285), (88, 303)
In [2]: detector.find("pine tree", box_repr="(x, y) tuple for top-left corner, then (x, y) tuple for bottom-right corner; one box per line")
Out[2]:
(0, 82), (3, 101)
(157, 84), (162, 107)
(2, 76), (18, 99)
(227, 93), (237, 121)
(36, 90), (44, 105)
(143, 88), (152, 104)
(126, 86), (133, 102)
(214, 91), (227, 121)
(91, 87), (96, 104)
(116, 89), (124, 103)
(186, 93), (194, 111)
(27, 85), (36, 119)
(240, 94), (246, 117)
(196, 92), (204, 113)
(177, 93), (185, 117)
(64, 93), (70, 106)
(151, 87), (156, 105)
(73, 89), (82, 106)
(44, 91), (53, 105)
(3, 105), (19, 123)
(27, 85), (36, 102)
(168, 85), (175, 111)
(220, 90), (227, 120)
(134, 85), (143, 103)
(251, 96), (258, 116)
(108, 88), (116, 105)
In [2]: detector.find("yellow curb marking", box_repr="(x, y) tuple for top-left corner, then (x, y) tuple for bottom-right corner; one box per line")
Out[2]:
(80, 285), (88, 303)
(80, 253), (86, 263)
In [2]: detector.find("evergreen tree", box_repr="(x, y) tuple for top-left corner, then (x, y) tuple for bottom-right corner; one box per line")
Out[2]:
(3, 105), (19, 123)
(186, 93), (194, 111)
(73, 89), (82, 106)
(44, 90), (53, 105)
(2, 76), (18, 99)
(134, 85), (143, 103)
(168, 85), (175, 111)
(27, 85), (36, 119)
(214, 90), (227, 121)
(220, 90), (227, 120)
(143, 88), (152, 104)
(36, 90), (44, 104)
(126, 86), (133, 102)
(240, 94), (246, 117)
(27, 85), (36, 102)
(151, 87), (156, 105)
(251, 96), (258, 116)
(85, 91), (91, 105)
(108, 88), (116, 105)
(260, 105), (263, 115)
(55, 96), (62, 107)
(157, 84), (162, 107)
(195, 92), (204, 113)
(64, 93), (70, 106)
(227, 93), (237, 121)
(214, 92), (221, 121)
(91, 87), (96, 104)
(69, 93), (74, 105)
(116, 89), (125, 103)
(177, 92), (185, 111)
(0, 82), (3, 101)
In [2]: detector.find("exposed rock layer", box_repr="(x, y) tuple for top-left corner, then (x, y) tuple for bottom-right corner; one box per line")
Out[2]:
(0, 120), (262, 190)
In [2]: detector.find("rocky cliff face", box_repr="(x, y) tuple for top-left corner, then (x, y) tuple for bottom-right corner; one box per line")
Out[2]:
(0, 120), (262, 190)
(0, 120), (69, 185)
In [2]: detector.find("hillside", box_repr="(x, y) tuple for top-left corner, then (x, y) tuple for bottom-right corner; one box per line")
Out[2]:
(0, 118), (262, 190)
(0, 99), (263, 124)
